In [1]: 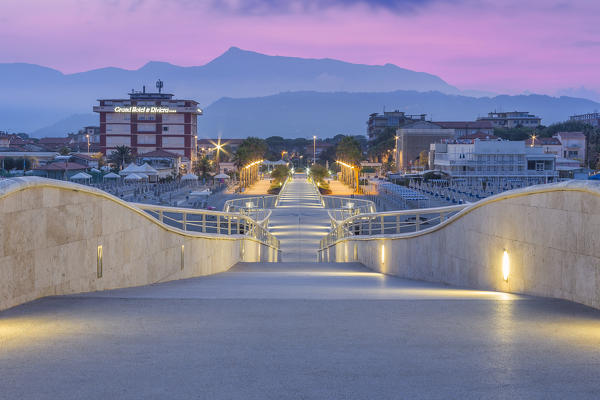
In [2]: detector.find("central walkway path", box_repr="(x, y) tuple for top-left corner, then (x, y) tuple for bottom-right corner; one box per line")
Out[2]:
(268, 174), (330, 262)
(2, 174), (600, 399)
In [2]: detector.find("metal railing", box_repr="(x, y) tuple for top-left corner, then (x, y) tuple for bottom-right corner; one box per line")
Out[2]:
(223, 195), (278, 213)
(322, 195), (377, 223)
(135, 203), (280, 249)
(319, 204), (467, 250)
(221, 177), (290, 225)
(222, 195), (277, 225)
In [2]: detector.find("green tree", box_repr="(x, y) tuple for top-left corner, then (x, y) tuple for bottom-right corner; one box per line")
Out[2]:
(417, 150), (429, 168)
(336, 136), (362, 167)
(309, 163), (329, 184)
(270, 165), (290, 185)
(233, 137), (268, 169)
(108, 145), (133, 169)
(58, 146), (71, 156)
(194, 156), (213, 179)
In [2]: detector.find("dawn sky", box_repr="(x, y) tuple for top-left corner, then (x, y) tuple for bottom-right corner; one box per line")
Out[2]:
(1, 0), (599, 96)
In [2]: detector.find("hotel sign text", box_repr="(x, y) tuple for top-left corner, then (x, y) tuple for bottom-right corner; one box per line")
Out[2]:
(114, 106), (177, 113)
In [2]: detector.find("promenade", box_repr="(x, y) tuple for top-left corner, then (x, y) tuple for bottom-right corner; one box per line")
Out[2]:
(268, 174), (330, 261)
(2, 175), (600, 399)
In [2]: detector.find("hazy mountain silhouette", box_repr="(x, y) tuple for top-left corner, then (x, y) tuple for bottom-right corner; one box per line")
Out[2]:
(1, 47), (458, 134)
(196, 91), (600, 138)
(2, 47), (599, 137)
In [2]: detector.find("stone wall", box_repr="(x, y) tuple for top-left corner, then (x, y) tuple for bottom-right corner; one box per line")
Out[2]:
(321, 181), (600, 309)
(0, 178), (276, 311)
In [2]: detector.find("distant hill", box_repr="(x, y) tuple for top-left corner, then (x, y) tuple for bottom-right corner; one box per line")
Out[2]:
(197, 91), (600, 138)
(0, 47), (459, 134)
(31, 114), (97, 137)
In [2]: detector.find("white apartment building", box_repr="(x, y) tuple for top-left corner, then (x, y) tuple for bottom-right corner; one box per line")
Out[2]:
(431, 139), (557, 183)
(477, 111), (541, 128)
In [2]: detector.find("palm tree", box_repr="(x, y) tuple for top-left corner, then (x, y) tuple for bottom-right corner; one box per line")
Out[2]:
(108, 145), (133, 169)
(194, 156), (213, 180)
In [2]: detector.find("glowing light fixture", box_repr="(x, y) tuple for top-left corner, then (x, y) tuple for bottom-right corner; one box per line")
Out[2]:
(97, 245), (103, 278)
(381, 244), (385, 264)
(502, 250), (510, 281)
(181, 245), (185, 270)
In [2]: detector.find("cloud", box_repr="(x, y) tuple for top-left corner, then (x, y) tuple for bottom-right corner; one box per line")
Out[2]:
(208, 0), (452, 15)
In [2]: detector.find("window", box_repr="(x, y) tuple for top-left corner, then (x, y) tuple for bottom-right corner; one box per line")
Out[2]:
(163, 126), (169, 132)
(106, 136), (131, 147)
(138, 123), (156, 132)
(138, 134), (155, 145)
(106, 124), (131, 134)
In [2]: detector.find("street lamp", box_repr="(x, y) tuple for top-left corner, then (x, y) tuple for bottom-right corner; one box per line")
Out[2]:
(214, 143), (223, 174)
(86, 134), (90, 154)
(313, 135), (316, 165)
(530, 134), (537, 147)
(394, 135), (399, 172)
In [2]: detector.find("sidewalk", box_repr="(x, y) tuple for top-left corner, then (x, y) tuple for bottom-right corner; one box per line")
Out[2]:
(327, 179), (355, 195)
(243, 179), (272, 195)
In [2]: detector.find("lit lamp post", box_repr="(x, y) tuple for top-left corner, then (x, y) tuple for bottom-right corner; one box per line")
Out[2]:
(394, 135), (399, 172)
(86, 134), (90, 154)
(214, 143), (222, 174)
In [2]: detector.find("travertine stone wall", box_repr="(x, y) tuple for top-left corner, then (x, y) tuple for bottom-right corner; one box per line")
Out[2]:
(0, 178), (274, 311)
(323, 181), (600, 309)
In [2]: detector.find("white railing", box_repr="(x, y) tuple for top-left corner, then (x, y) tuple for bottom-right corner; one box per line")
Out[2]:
(321, 195), (377, 223)
(319, 204), (467, 250)
(135, 203), (280, 250)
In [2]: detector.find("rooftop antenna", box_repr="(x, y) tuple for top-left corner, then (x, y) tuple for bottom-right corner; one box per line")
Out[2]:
(156, 79), (164, 94)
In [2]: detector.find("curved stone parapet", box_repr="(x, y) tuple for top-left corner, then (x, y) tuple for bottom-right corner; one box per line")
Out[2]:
(320, 180), (600, 309)
(0, 177), (278, 311)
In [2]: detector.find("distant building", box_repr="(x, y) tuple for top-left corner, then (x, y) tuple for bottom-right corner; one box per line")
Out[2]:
(367, 110), (426, 139)
(69, 126), (100, 152)
(69, 153), (99, 169)
(477, 111), (541, 129)
(197, 139), (244, 154)
(569, 112), (600, 127)
(38, 137), (74, 151)
(431, 139), (557, 183)
(304, 141), (334, 157)
(94, 81), (202, 159)
(553, 132), (586, 164)
(135, 149), (190, 178)
(396, 121), (454, 171)
(525, 136), (562, 156)
(33, 161), (88, 180)
(433, 121), (494, 137)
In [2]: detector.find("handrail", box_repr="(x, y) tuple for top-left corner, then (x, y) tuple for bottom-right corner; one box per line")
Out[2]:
(319, 179), (600, 252)
(0, 177), (279, 250)
(134, 203), (280, 249)
(319, 204), (467, 250)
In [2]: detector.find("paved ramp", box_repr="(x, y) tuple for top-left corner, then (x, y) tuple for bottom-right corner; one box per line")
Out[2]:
(3, 174), (600, 399)
(3, 261), (600, 399)
(268, 174), (330, 262)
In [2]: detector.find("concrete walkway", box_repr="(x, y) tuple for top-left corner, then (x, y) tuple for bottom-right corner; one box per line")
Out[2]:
(268, 174), (330, 262)
(2, 262), (600, 399)
(3, 173), (600, 399)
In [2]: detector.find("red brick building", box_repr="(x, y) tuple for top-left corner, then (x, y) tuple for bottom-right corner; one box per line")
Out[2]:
(93, 82), (202, 159)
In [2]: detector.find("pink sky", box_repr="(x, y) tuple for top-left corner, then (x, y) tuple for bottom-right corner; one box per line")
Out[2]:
(1, 0), (599, 95)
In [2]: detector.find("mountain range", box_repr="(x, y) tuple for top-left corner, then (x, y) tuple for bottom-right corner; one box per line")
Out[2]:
(1, 47), (598, 138)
